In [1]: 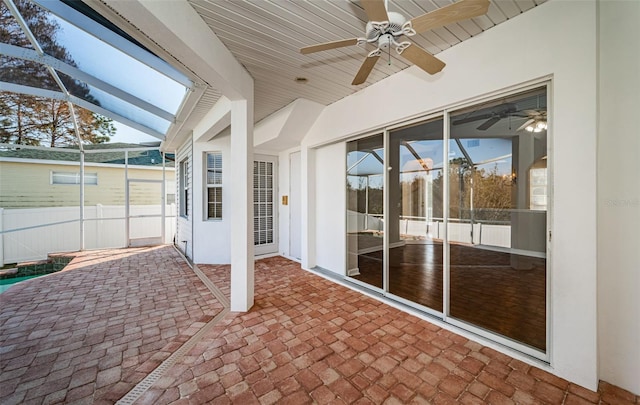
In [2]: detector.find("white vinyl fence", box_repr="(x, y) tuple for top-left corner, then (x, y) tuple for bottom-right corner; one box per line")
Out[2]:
(0, 205), (176, 265)
(347, 210), (511, 248)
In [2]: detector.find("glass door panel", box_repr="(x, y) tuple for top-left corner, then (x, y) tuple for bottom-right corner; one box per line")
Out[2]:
(346, 134), (384, 289)
(448, 87), (548, 351)
(388, 119), (444, 312)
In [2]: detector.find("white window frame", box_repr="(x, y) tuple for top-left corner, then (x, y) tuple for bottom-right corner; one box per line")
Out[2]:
(205, 151), (223, 220)
(179, 159), (189, 218)
(51, 171), (98, 185)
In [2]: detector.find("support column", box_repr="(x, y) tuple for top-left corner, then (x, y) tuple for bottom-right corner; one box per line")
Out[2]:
(230, 99), (254, 312)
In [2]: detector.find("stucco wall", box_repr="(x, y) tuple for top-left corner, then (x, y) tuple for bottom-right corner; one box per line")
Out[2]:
(301, 0), (599, 391)
(192, 133), (233, 264)
(597, 0), (640, 395)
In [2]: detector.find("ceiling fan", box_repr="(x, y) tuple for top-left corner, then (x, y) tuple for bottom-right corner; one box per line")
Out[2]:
(300, 0), (490, 85)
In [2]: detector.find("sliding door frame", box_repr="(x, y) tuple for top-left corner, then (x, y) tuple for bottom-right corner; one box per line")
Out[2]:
(345, 79), (552, 362)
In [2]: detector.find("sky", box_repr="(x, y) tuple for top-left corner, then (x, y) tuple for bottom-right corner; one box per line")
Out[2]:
(53, 14), (188, 144)
(110, 122), (162, 144)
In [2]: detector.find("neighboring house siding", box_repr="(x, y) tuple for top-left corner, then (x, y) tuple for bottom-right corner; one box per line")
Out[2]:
(0, 160), (175, 208)
(176, 141), (193, 259)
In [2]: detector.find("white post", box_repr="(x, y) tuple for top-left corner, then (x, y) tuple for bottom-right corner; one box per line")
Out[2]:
(80, 151), (85, 251)
(124, 151), (129, 247)
(230, 98), (254, 312)
(96, 203), (103, 248)
(161, 152), (166, 244)
(0, 208), (4, 267)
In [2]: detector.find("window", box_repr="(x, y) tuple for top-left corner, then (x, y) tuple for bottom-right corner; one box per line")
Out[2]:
(253, 159), (274, 245)
(206, 152), (223, 220)
(179, 159), (189, 217)
(51, 171), (97, 185)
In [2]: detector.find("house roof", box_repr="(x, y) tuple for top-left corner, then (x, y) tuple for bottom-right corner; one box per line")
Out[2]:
(0, 143), (175, 167)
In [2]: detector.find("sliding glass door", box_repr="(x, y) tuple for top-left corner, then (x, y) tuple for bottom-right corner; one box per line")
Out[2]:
(387, 118), (444, 313)
(448, 88), (548, 351)
(345, 86), (549, 356)
(346, 134), (385, 290)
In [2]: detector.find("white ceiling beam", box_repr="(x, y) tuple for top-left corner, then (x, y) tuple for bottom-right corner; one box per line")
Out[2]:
(1, 43), (175, 122)
(193, 96), (232, 143)
(103, 0), (253, 101)
(2, 82), (165, 139)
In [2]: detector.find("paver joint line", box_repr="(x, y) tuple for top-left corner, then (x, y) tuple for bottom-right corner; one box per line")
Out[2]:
(114, 247), (230, 405)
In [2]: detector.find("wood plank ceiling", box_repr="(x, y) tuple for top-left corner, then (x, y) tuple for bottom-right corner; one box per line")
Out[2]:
(186, 0), (547, 122)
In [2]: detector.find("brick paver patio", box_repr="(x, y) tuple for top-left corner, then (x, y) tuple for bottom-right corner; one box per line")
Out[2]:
(0, 246), (638, 404)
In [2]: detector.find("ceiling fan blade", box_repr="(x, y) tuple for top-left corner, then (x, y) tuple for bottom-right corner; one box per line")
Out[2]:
(399, 44), (445, 75)
(360, 0), (389, 22)
(477, 116), (501, 131)
(516, 118), (535, 132)
(452, 113), (495, 125)
(300, 38), (359, 54)
(352, 55), (380, 85)
(410, 0), (490, 34)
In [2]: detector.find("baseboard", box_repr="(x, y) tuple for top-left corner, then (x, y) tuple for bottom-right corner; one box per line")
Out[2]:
(357, 240), (406, 255)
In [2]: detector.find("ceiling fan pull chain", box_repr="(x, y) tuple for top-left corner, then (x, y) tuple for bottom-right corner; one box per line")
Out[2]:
(388, 36), (391, 65)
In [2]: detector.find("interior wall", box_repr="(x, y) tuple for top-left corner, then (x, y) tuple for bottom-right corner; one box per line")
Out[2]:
(597, 0), (640, 395)
(302, 0), (599, 391)
(192, 133), (232, 264)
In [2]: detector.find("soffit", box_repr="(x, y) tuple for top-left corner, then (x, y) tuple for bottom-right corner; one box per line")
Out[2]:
(186, 0), (547, 122)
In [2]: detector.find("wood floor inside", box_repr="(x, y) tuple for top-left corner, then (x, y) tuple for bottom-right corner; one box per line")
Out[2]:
(351, 241), (546, 351)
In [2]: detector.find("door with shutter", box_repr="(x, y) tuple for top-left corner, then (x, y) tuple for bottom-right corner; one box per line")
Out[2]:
(254, 155), (278, 256)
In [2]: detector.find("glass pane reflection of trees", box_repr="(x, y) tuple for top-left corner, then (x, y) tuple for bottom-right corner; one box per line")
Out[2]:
(346, 87), (548, 352)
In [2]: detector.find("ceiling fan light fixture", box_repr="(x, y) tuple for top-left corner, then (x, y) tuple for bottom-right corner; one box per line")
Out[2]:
(526, 120), (547, 132)
(299, 0), (489, 85)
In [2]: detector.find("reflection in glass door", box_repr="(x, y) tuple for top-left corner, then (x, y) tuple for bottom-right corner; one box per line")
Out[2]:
(388, 118), (444, 313)
(346, 134), (384, 290)
(344, 86), (548, 355)
(448, 87), (548, 351)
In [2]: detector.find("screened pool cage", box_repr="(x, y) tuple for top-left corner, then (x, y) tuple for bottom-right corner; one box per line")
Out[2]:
(1, 0), (192, 265)
(0, 143), (177, 266)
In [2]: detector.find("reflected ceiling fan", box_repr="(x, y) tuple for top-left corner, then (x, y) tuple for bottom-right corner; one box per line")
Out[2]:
(452, 103), (519, 131)
(453, 105), (548, 132)
(300, 0), (490, 85)
(516, 110), (547, 132)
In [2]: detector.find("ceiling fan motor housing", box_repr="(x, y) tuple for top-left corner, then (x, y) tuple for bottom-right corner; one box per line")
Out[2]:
(365, 11), (407, 41)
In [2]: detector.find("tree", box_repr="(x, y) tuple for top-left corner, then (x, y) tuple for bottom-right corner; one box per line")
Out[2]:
(0, 0), (115, 146)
